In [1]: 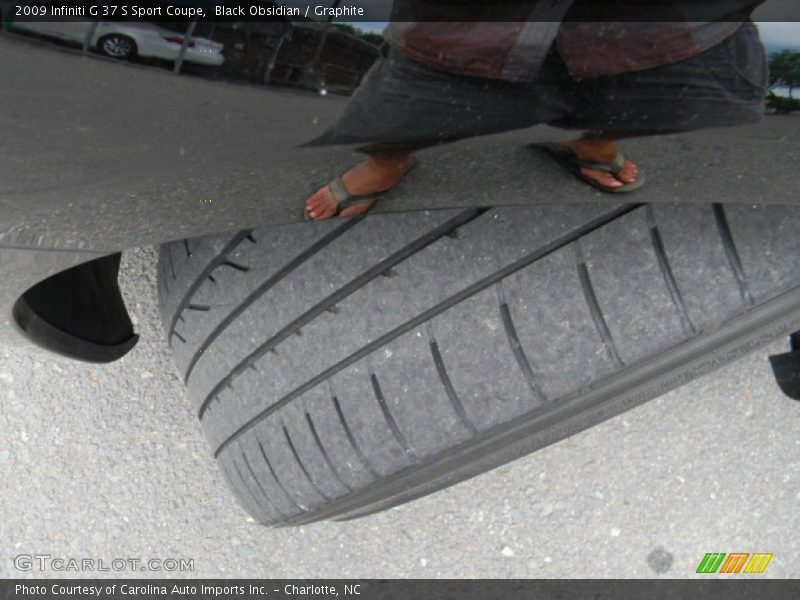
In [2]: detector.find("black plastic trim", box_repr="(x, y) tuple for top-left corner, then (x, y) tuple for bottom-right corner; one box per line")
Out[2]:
(769, 332), (800, 401)
(12, 253), (139, 363)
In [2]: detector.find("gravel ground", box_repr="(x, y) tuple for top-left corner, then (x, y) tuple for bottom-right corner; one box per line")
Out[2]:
(0, 246), (798, 579)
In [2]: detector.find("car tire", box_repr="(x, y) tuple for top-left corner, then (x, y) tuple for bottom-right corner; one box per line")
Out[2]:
(97, 34), (136, 59)
(157, 203), (800, 525)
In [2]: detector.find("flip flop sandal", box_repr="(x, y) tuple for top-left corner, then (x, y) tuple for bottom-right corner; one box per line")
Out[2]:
(532, 143), (646, 193)
(303, 159), (417, 221)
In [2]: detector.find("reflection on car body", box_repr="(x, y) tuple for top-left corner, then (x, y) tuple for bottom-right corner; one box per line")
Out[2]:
(1, 0), (800, 530)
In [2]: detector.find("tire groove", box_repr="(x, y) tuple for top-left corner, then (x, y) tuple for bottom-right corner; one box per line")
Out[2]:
(222, 260), (251, 272)
(198, 208), (485, 419)
(161, 260), (170, 295)
(370, 373), (416, 460)
(257, 440), (305, 512)
(167, 245), (177, 280)
(240, 446), (288, 519)
(427, 327), (478, 435)
(283, 424), (332, 502)
(184, 218), (363, 382)
(212, 204), (639, 458)
(645, 206), (696, 336)
(218, 456), (259, 516)
(167, 231), (251, 343)
(496, 283), (547, 406)
(305, 412), (353, 492)
(330, 392), (379, 479)
(712, 203), (754, 306)
(575, 241), (624, 368)
(231, 457), (272, 521)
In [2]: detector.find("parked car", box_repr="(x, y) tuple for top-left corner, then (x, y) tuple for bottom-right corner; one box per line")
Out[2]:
(11, 19), (224, 65)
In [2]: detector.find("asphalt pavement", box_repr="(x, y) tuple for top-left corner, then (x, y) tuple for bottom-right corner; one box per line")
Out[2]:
(0, 246), (798, 579)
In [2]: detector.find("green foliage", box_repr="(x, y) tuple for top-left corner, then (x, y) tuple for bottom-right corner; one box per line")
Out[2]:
(765, 92), (800, 114)
(768, 50), (800, 98)
(332, 23), (383, 46)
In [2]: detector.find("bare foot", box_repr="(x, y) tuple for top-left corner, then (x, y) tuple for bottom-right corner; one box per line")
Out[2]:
(305, 153), (414, 220)
(559, 140), (639, 190)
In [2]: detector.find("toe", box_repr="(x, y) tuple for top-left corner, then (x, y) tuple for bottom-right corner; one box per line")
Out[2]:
(305, 188), (328, 210)
(318, 202), (339, 219)
(616, 160), (638, 184)
(306, 187), (338, 219)
(581, 167), (622, 189)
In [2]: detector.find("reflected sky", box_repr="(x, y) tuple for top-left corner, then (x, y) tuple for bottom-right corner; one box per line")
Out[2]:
(756, 22), (800, 50)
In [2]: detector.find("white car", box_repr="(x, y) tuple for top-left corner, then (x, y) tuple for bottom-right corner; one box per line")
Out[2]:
(12, 19), (224, 66)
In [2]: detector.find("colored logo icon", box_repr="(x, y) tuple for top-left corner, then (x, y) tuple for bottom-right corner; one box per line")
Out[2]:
(696, 553), (773, 574)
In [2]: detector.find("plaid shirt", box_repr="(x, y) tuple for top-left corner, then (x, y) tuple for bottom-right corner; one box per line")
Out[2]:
(384, 0), (761, 80)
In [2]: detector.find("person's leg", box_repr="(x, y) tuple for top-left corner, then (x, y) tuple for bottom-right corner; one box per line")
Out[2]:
(552, 21), (767, 192)
(304, 151), (414, 220)
(536, 51), (642, 190)
(304, 44), (565, 219)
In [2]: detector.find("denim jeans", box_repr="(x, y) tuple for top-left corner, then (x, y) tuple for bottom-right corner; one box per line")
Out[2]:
(308, 22), (767, 150)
